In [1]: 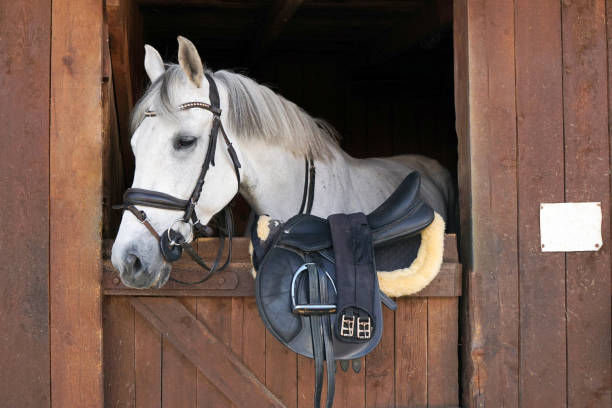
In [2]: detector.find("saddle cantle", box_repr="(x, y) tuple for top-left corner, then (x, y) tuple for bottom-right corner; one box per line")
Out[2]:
(252, 172), (436, 408)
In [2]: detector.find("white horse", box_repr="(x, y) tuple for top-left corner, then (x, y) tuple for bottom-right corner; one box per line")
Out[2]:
(112, 36), (455, 289)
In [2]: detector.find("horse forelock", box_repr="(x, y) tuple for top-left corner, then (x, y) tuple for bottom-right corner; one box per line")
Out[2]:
(130, 64), (339, 161)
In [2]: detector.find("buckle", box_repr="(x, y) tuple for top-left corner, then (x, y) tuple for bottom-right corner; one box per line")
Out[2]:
(340, 315), (355, 337)
(357, 317), (371, 339)
(290, 263), (337, 314)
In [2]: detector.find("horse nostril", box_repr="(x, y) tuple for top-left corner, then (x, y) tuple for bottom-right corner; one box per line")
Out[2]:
(125, 253), (145, 276)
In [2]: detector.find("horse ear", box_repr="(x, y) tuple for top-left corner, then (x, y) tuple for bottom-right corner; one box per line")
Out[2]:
(177, 36), (204, 88)
(144, 44), (165, 83)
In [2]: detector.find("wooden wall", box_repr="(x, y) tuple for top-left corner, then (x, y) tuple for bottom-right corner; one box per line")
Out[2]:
(0, 1), (51, 406)
(103, 238), (461, 408)
(455, 1), (612, 407)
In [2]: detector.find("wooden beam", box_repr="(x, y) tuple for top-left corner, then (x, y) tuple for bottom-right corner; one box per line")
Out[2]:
(130, 297), (287, 408)
(367, 0), (452, 66)
(102, 236), (462, 297)
(106, 0), (143, 185)
(250, 0), (304, 61)
(50, 0), (104, 406)
(0, 0), (51, 406)
(455, 0), (520, 406)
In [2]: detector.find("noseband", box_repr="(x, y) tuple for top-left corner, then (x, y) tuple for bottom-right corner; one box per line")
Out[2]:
(114, 73), (242, 284)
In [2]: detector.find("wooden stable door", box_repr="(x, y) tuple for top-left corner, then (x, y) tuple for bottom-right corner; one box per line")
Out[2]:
(103, 237), (461, 408)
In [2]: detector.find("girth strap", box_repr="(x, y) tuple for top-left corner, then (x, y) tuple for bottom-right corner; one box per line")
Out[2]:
(304, 260), (335, 408)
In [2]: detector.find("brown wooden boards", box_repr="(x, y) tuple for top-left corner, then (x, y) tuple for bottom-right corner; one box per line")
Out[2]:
(562, 1), (611, 406)
(515, 1), (567, 407)
(454, 1), (520, 406)
(50, 0), (104, 406)
(394, 298), (427, 406)
(130, 297), (286, 408)
(103, 237), (461, 297)
(103, 297), (135, 407)
(0, 1), (51, 405)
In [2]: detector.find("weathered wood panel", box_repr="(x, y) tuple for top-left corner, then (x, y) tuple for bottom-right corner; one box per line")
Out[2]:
(103, 297), (135, 407)
(131, 297), (286, 408)
(562, 1), (611, 406)
(50, 0), (104, 406)
(103, 237), (461, 297)
(516, 1), (567, 406)
(0, 1), (51, 405)
(454, 1), (519, 406)
(394, 298), (427, 407)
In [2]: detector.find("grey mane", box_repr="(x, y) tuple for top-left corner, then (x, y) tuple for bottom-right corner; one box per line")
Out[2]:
(130, 64), (339, 160)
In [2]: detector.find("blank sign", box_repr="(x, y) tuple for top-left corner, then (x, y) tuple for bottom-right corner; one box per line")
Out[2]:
(540, 202), (602, 252)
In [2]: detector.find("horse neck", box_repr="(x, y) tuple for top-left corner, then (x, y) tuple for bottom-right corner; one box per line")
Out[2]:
(236, 139), (354, 220)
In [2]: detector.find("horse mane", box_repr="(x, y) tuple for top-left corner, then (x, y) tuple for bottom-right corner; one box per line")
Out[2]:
(130, 64), (339, 161)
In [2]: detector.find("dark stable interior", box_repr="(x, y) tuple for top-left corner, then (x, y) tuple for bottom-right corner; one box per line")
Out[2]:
(121, 0), (456, 234)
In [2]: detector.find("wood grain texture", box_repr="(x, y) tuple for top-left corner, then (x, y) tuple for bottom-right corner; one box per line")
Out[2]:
(162, 298), (197, 407)
(134, 310), (162, 408)
(131, 297), (285, 407)
(242, 297), (267, 382)
(365, 307), (395, 407)
(515, 1), (567, 406)
(394, 298), (427, 407)
(103, 297), (135, 407)
(455, 0), (520, 406)
(562, 1), (612, 406)
(0, 0), (51, 406)
(427, 298), (458, 407)
(103, 237), (461, 297)
(196, 297), (234, 407)
(102, 21), (125, 239)
(50, 0), (104, 406)
(266, 331), (298, 407)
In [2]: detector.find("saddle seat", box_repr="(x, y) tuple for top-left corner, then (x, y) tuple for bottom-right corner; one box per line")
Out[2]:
(278, 171), (434, 252)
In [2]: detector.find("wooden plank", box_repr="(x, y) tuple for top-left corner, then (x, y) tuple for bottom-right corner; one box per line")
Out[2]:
(0, 0), (51, 406)
(394, 298), (427, 407)
(365, 307), (395, 407)
(561, 1), (612, 406)
(515, 0), (566, 406)
(131, 297), (286, 408)
(103, 297), (135, 408)
(242, 297), (267, 382)
(251, 0), (304, 61)
(455, 0), (520, 406)
(102, 21), (126, 239)
(333, 365), (365, 408)
(134, 311), (162, 408)
(427, 298), (458, 406)
(103, 238), (461, 297)
(50, 0), (104, 406)
(106, 0), (137, 183)
(266, 332), (298, 407)
(162, 298), (197, 407)
(196, 297), (234, 407)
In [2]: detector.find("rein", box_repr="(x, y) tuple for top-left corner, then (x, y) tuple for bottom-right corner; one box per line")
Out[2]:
(115, 73), (316, 285)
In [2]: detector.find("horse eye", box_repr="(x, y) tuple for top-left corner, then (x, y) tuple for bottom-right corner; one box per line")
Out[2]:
(176, 136), (196, 149)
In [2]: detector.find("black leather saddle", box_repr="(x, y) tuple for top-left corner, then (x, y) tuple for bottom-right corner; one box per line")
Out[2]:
(252, 172), (434, 408)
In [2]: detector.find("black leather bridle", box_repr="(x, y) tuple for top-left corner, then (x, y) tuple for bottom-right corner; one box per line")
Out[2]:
(114, 73), (316, 285)
(114, 73), (242, 284)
